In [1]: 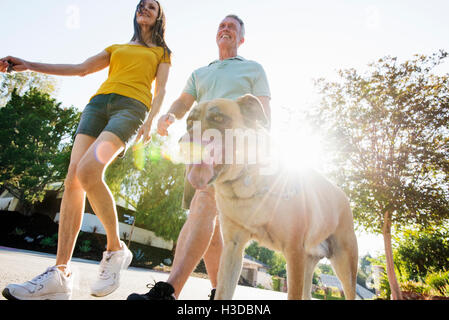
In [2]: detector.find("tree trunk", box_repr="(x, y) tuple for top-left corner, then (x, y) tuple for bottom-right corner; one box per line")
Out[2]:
(382, 210), (403, 300)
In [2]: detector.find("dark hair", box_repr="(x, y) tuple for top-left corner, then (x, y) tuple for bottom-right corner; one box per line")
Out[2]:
(131, 0), (171, 58)
(225, 14), (245, 38)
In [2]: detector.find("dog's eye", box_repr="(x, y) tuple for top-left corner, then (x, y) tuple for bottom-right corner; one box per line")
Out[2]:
(207, 112), (231, 125)
(213, 115), (224, 123)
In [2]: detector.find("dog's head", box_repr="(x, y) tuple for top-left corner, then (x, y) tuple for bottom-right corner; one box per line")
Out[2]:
(179, 94), (269, 190)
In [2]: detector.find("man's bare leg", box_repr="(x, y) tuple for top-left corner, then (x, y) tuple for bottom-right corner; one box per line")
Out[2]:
(166, 186), (217, 298)
(203, 219), (223, 289)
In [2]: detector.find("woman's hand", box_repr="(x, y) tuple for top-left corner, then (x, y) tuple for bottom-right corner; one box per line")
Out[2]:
(136, 118), (154, 145)
(0, 56), (29, 73)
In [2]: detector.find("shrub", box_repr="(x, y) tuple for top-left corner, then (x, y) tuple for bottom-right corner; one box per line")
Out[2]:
(133, 248), (145, 261)
(425, 270), (449, 296)
(78, 240), (92, 253)
(40, 233), (58, 248)
(400, 280), (430, 296)
(11, 227), (26, 236)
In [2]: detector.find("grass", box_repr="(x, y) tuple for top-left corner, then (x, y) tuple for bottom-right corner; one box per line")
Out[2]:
(312, 292), (346, 300)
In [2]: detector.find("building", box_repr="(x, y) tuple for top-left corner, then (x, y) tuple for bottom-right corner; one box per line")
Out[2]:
(240, 254), (274, 289)
(319, 274), (376, 300)
(0, 183), (173, 251)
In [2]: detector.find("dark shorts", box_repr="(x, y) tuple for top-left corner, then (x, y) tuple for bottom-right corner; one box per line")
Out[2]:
(75, 93), (148, 156)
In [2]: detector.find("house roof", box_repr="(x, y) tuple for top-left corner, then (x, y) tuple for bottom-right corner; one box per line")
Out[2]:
(243, 254), (271, 269)
(319, 274), (376, 300)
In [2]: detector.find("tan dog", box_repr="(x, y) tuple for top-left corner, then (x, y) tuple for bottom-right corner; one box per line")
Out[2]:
(181, 94), (358, 300)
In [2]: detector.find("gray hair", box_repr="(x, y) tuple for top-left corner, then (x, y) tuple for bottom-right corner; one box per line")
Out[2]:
(225, 14), (245, 38)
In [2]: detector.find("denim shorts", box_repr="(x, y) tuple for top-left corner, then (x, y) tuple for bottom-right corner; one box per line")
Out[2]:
(75, 93), (148, 155)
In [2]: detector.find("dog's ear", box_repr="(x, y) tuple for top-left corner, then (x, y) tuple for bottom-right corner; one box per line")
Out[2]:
(236, 94), (269, 129)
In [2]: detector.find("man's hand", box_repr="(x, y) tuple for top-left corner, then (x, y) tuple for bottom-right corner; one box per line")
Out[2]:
(136, 119), (153, 145)
(0, 56), (29, 73)
(157, 113), (176, 136)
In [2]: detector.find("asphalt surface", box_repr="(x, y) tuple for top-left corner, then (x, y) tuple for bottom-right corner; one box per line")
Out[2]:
(0, 246), (288, 300)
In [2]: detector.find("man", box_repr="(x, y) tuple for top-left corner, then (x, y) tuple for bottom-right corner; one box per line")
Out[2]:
(127, 14), (271, 300)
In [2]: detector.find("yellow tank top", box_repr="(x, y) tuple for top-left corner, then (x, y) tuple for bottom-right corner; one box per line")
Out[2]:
(91, 44), (171, 110)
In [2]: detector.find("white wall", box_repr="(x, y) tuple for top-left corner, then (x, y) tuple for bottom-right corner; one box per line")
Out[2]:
(54, 212), (173, 251)
(257, 270), (273, 290)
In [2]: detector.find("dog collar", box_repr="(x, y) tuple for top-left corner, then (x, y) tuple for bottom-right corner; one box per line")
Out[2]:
(225, 166), (301, 201)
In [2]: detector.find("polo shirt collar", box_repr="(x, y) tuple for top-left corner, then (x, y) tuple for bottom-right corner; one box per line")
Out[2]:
(209, 55), (245, 66)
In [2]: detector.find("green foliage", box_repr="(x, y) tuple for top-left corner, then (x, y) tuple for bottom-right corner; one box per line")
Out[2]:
(0, 88), (80, 210)
(244, 241), (286, 277)
(360, 253), (373, 274)
(11, 227), (26, 236)
(1, 72), (58, 106)
(272, 277), (282, 291)
(132, 248), (145, 261)
(378, 272), (392, 300)
(40, 233), (58, 248)
(394, 226), (449, 281)
(400, 280), (430, 296)
(425, 270), (449, 296)
(312, 271), (320, 285)
(78, 240), (92, 253)
(308, 50), (449, 233)
(105, 135), (187, 242)
(312, 291), (345, 300)
(318, 263), (335, 276)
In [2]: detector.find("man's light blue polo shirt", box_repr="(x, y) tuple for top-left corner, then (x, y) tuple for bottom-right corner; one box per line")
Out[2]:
(183, 56), (271, 103)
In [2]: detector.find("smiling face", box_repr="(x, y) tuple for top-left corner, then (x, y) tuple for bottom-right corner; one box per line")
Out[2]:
(216, 17), (245, 51)
(136, 0), (160, 28)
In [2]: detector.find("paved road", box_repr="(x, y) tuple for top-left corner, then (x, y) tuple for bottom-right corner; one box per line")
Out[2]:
(0, 246), (288, 300)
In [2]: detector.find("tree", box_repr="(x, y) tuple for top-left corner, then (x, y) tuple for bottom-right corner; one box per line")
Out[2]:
(1, 72), (57, 106)
(394, 225), (449, 281)
(105, 135), (187, 242)
(360, 253), (373, 275)
(244, 241), (287, 277)
(308, 51), (449, 299)
(0, 88), (80, 212)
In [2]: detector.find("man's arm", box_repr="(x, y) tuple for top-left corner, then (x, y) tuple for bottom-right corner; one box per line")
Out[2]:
(257, 96), (271, 122)
(257, 96), (271, 128)
(157, 92), (196, 136)
(167, 92), (196, 120)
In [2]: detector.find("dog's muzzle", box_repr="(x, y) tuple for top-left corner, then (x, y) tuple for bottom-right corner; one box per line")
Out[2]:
(179, 133), (223, 190)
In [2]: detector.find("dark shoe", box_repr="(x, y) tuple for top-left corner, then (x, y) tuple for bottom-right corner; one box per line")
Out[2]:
(209, 288), (216, 300)
(127, 282), (176, 300)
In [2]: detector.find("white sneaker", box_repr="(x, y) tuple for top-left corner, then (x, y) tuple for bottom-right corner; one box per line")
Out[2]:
(2, 265), (73, 300)
(90, 241), (133, 297)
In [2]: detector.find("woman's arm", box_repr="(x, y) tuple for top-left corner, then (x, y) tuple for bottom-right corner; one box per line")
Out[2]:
(148, 63), (170, 121)
(136, 62), (171, 144)
(0, 50), (110, 76)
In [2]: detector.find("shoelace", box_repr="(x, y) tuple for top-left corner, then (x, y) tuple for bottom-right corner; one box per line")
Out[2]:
(145, 281), (158, 297)
(144, 281), (173, 299)
(29, 265), (69, 286)
(98, 252), (115, 279)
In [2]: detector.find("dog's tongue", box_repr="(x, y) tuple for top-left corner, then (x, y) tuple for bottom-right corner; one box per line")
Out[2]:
(187, 162), (215, 190)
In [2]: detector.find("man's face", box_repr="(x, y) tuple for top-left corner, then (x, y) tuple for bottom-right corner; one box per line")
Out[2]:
(216, 17), (244, 49)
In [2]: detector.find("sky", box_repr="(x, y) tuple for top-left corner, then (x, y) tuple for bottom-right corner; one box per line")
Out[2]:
(2, 0), (449, 257)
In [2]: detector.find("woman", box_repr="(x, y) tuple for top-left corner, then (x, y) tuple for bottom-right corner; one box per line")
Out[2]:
(0, 0), (171, 300)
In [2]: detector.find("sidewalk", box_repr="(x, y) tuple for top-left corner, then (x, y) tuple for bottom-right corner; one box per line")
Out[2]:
(0, 247), (288, 300)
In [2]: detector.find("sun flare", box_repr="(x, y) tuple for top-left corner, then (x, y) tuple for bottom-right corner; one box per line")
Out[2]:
(272, 127), (324, 173)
